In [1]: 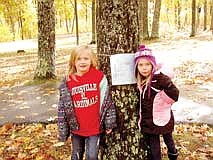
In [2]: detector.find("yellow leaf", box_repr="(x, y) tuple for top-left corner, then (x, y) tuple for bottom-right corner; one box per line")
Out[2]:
(53, 142), (65, 147)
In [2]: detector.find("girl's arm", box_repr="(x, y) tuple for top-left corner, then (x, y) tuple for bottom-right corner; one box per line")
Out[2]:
(158, 73), (179, 102)
(57, 78), (79, 141)
(100, 76), (117, 131)
(58, 87), (70, 142)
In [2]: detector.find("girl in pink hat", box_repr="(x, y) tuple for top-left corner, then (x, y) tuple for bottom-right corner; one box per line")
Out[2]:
(134, 45), (179, 160)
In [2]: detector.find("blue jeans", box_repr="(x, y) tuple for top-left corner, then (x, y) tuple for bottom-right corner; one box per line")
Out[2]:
(71, 134), (100, 160)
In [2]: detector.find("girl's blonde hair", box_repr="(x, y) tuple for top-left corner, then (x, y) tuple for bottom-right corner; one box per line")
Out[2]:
(68, 45), (98, 75)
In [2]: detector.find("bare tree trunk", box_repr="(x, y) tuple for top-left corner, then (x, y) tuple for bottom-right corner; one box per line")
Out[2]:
(9, 15), (15, 41)
(190, 0), (196, 37)
(151, 0), (162, 39)
(90, 0), (96, 44)
(97, 0), (147, 159)
(197, 6), (201, 30)
(34, 0), (56, 79)
(177, 0), (181, 30)
(64, 0), (69, 33)
(74, 0), (79, 45)
(183, 8), (188, 28)
(18, 10), (24, 40)
(203, 0), (207, 30)
(210, 0), (213, 34)
(139, 0), (149, 41)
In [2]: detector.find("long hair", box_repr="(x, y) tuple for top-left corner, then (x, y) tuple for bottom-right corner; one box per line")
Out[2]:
(68, 45), (98, 75)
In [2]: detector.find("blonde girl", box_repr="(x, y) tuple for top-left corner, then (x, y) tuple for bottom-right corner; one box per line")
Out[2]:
(57, 45), (117, 160)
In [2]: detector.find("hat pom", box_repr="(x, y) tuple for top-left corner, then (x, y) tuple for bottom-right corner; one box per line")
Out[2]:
(138, 44), (146, 51)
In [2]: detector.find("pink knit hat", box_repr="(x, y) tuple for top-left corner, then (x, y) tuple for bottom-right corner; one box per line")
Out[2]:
(134, 44), (157, 74)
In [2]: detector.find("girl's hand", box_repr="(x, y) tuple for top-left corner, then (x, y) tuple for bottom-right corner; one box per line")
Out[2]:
(106, 129), (112, 134)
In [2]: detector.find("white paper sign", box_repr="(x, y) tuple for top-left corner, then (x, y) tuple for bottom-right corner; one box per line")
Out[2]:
(110, 53), (136, 85)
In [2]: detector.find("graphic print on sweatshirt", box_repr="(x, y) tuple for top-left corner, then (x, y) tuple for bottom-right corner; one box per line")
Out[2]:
(71, 83), (99, 108)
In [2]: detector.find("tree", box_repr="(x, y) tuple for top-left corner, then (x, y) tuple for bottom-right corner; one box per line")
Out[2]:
(90, 0), (96, 44)
(139, 0), (149, 41)
(175, 0), (181, 30)
(151, 0), (162, 39)
(96, 0), (146, 159)
(74, 0), (79, 45)
(211, 0), (213, 34)
(190, 0), (196, 37)
(203, 0), (207, 31)
(34, 0), (56, 80)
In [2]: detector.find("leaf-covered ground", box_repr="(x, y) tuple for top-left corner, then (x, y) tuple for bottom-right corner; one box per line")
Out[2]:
(0, 123), (212, 160)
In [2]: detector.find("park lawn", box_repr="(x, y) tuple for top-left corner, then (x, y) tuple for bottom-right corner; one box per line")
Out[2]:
(0, 123), (212, 160)
(0, 49), (71, 88)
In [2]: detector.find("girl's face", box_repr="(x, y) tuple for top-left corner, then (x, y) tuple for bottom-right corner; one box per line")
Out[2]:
(75, 50), (92, 76)
(137, 58), (153, 77)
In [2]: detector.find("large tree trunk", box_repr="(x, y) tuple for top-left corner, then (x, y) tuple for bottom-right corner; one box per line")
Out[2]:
(139, 0), (149, 41)
(97, 0), (147, 159)
(34, 0), (56, 80)
(190, 0), (196, 37)
(151, 0), (162, 39)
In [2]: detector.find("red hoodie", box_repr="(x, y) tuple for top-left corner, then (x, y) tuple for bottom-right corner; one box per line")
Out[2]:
(67, 67), (103, 136)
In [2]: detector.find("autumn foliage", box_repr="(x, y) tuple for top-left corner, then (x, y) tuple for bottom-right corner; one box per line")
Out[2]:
(0, 123), (212, 160)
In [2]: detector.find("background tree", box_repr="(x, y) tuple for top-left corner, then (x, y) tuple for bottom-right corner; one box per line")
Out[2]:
(74, 0), (79, 45)
(34, 0), (56, 79)
(90, 0), (96, 44)
(203, 0), (207, 31)
(211, 0), (213, 34)
(190, 0), (196, 37)
(175, 0), (181, 30)
(139, 0), (149, 41)
(96, 0), (146, 159)
(151, 0), (162, 39)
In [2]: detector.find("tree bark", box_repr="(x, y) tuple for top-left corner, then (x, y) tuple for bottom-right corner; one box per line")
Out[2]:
(151, 0), (162, 39)
(34, 0), (56, 80)
(97, 0), (147, 159)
